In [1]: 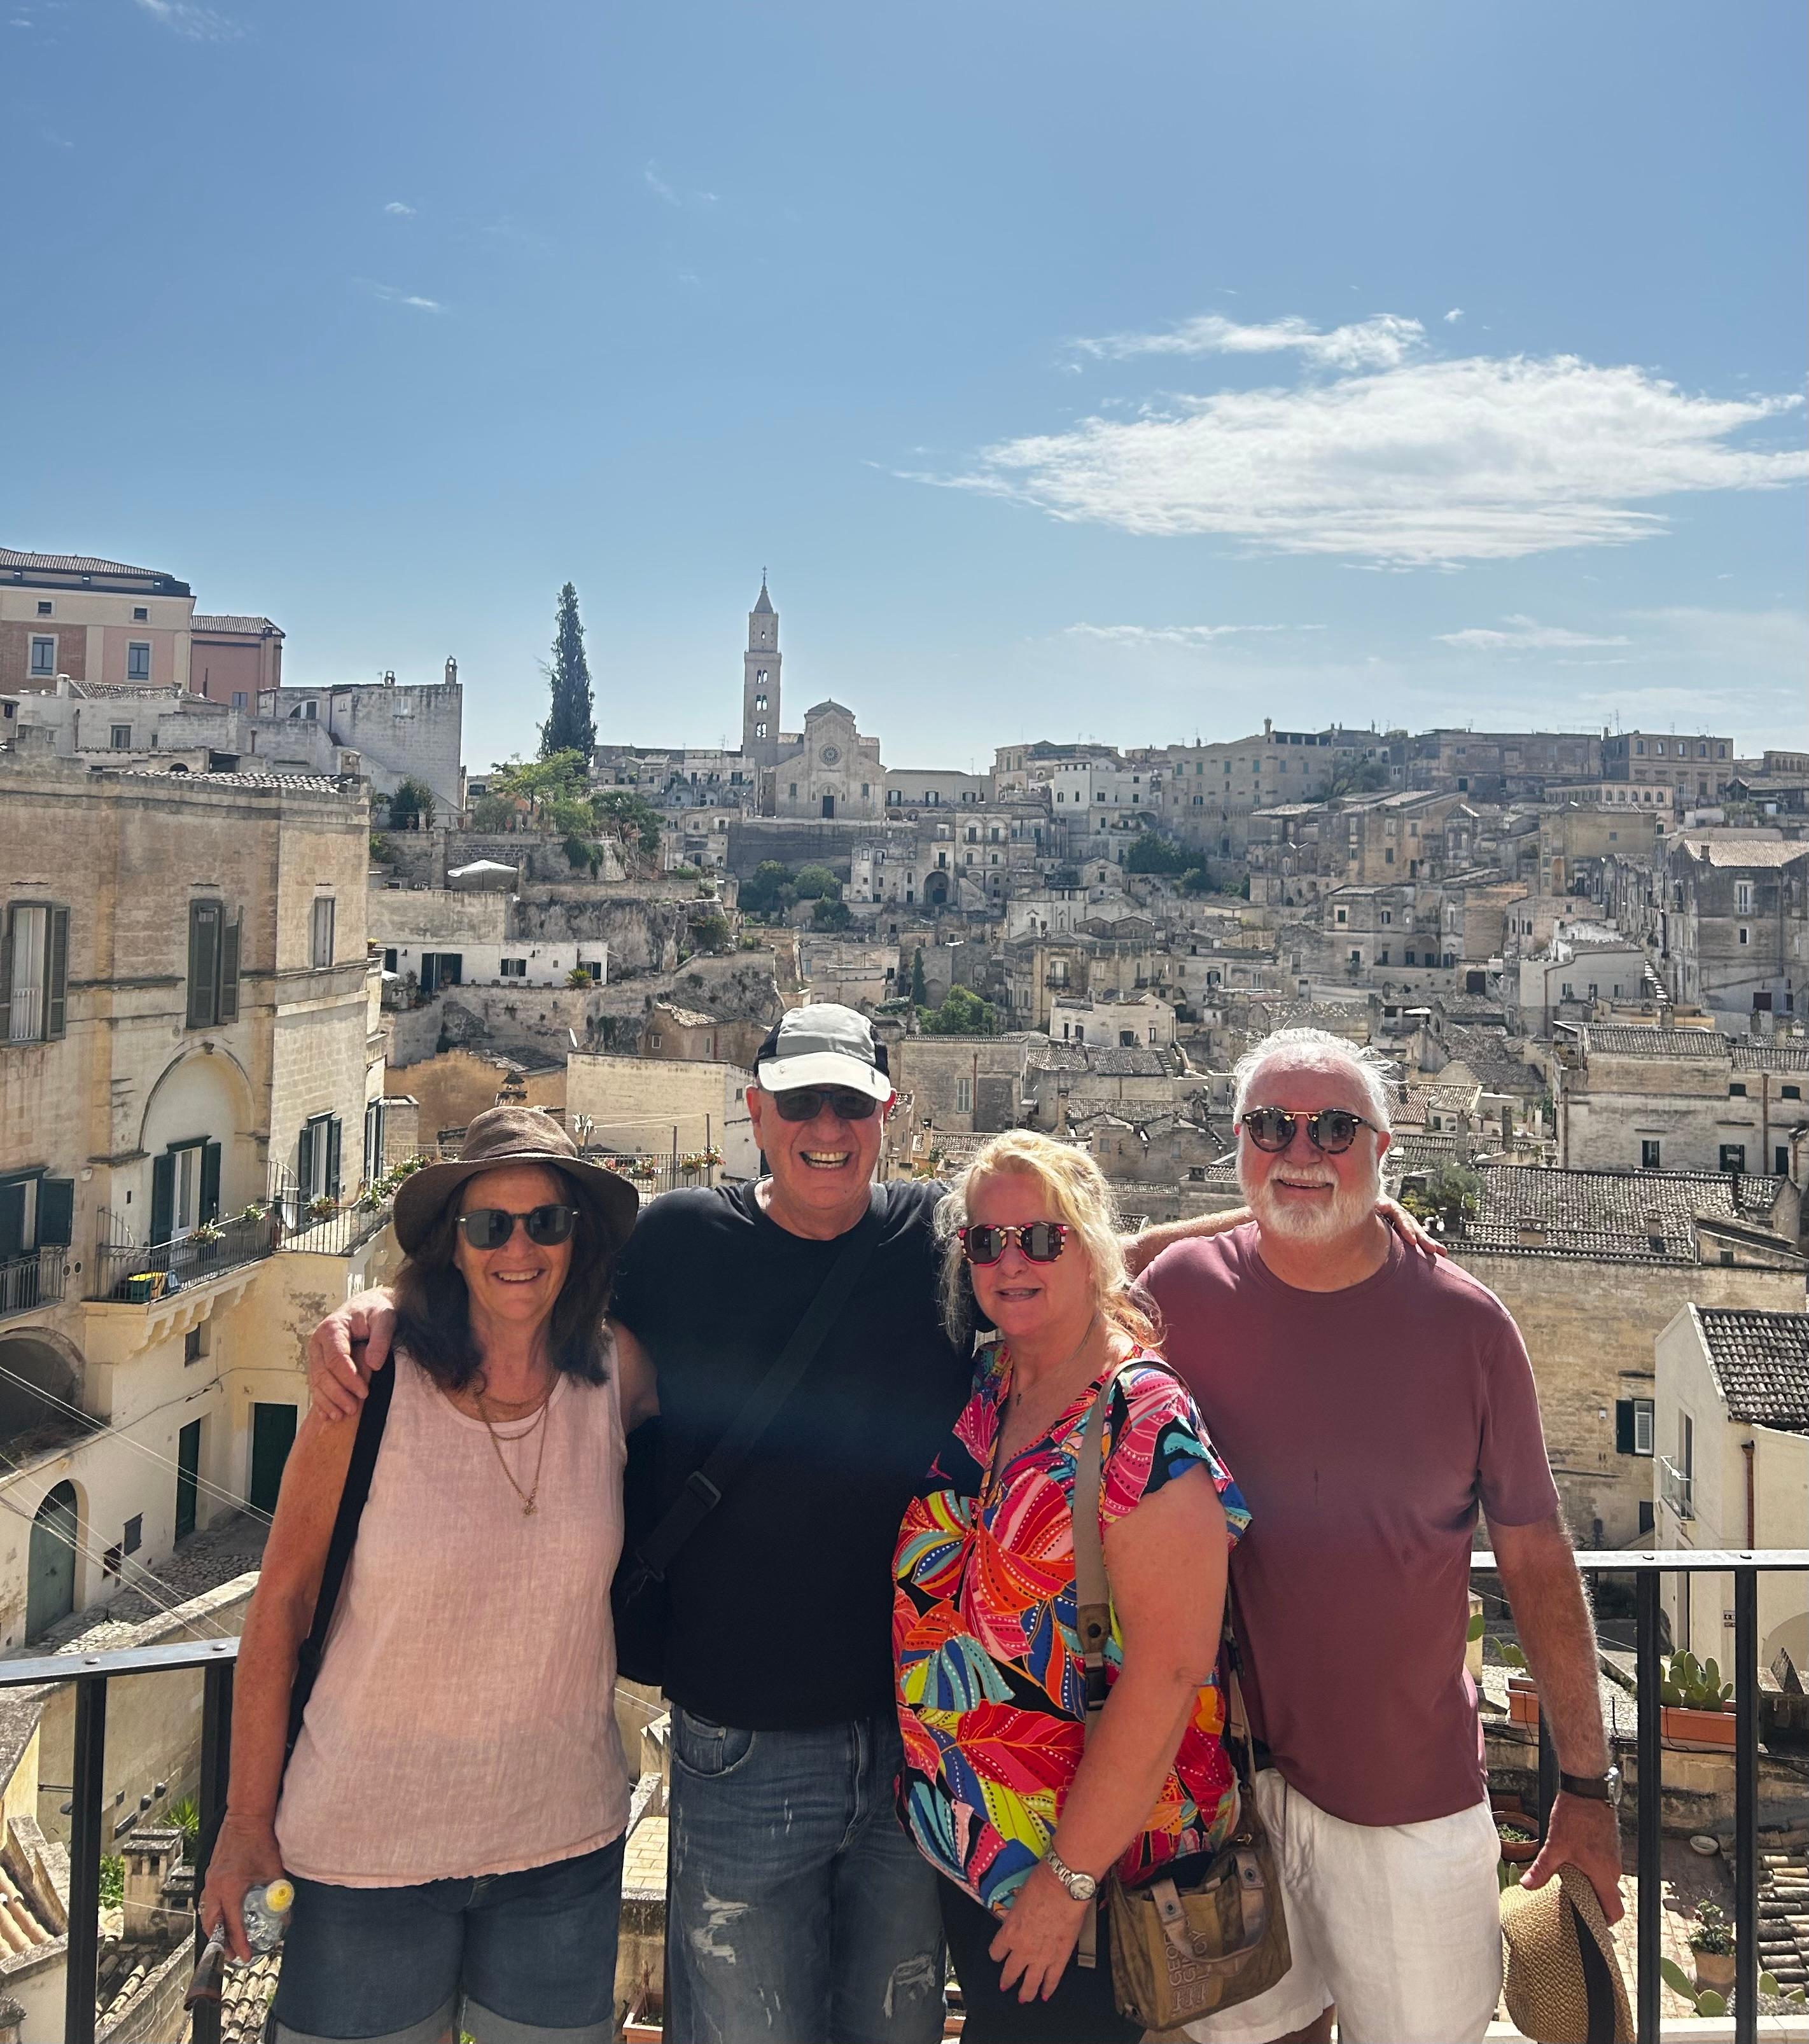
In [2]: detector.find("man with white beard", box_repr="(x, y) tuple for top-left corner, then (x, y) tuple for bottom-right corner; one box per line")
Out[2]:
(1130, 1028), (1621, 2044)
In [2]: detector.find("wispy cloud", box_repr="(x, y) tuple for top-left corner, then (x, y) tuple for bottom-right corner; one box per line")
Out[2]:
(1435, 615), (1632, 651)
(1066, 623), (1312, 646)
(384, 200), (416, 217)
(1444, 308), (1464, 323)
(914, 330), (1807, 565)
(1075, 312), (1424, 372)
(643, 160), (681, 206)
(132, 0), (241, 40)
(365, 282), (447, 314)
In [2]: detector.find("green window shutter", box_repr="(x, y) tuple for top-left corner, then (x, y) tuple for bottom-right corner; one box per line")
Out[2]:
(45, 907), (69, 1039)
(200, 1141), (221, 1225)
(1614, 1401), (1634, 1456)
(219, 917), (241, 1025)
(296, 1122), (314, 1202)
(325, 1118), (343, 1200)
(0, 909), (12, 1029)
(150, 1152), (176, 1246)
(188, 903), (221, 1029)
(37, 1178), (74, 1248)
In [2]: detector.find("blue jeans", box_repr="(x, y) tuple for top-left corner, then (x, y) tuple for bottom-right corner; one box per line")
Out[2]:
(667, 1709), (946, 2044)
(268, 1838), (624, 2043)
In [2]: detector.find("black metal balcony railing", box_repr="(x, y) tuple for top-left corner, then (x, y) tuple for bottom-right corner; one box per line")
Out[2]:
(272, 1197), (393, 1259)
(5, 1551), (1803, 2044)
(0, 1244), (67, 1321)
(87, 1213), (278, 1304)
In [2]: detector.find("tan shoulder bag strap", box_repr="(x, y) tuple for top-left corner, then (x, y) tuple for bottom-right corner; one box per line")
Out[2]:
(1068, 1354), (1128, 1966)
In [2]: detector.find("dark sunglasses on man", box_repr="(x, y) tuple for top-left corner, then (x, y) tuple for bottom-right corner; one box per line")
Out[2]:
(456, 1203), (579, 1249)
(1238, 1106), (1378, 1155)
(768, 1085), (883, 1123)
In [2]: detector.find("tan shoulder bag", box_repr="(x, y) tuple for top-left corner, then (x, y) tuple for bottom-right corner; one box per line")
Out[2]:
(1068, 1357), (1292, 2032)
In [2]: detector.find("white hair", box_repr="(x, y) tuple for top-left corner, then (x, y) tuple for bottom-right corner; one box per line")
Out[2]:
(1231, 1027), (1394, 1129)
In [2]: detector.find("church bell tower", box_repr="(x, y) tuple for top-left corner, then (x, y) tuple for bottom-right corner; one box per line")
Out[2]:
(741, 575), (781, 768)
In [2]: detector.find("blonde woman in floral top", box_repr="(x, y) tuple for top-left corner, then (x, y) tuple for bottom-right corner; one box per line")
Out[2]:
(894, 1132), (1249, 2043)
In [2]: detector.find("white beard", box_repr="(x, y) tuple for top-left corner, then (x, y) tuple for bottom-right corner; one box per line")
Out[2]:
(1240, 1150), (1381, 1243)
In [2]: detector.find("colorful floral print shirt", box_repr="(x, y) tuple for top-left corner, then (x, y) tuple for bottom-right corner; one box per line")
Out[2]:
(893, 1345), (1250, 1911)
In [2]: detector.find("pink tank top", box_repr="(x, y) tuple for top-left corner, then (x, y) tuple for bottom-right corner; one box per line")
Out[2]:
(276, 1352), (630, 1885)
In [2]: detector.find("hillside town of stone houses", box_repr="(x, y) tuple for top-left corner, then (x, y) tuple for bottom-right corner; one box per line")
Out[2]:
(2, 546), (1807, 2037)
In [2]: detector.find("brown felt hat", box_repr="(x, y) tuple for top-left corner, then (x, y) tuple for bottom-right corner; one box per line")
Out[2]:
(1500, 1863), (1633, 2044)
(392, 1106), (640, 1256)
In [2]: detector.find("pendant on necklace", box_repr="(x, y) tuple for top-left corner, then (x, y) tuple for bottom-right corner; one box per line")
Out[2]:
(522, 1499), (537, 1517)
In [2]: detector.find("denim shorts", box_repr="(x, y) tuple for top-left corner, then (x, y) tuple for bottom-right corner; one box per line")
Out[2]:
(267, 1836), (625, 2044)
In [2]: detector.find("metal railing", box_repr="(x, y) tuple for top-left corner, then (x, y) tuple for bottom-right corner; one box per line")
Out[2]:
(1476, 1548), (1809, 2044)
(4, 1554), (1802, 2042)
(0, 1244), (67, 1320)
(1659, 1457), (1695, 1520)
(272, 1196), (393, 1259)
(87, 1212), (278, 1304)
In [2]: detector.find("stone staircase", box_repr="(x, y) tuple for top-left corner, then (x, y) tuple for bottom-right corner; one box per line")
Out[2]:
(1759, 1847), (1809, 1992)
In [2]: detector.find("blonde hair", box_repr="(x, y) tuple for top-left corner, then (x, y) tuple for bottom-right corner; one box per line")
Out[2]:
(935, 1130), (1161, 1351)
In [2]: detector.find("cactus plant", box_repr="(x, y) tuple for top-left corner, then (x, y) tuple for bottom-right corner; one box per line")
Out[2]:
(1660, 1651), (1734, 1713)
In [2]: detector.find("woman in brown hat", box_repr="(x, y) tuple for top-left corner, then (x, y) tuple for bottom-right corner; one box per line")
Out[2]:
(200, 1106), (640, 2044)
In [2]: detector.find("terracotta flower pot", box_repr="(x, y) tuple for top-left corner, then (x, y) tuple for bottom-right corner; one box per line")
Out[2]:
(1663, 1706), (1736, 1750)
(1508, 1677), (1540, 1728)
(1693, 1949), (1736, 1994)
(1497, 1831), (1541, 1865)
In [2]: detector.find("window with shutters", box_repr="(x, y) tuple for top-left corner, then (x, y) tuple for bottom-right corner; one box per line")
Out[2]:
(311, 896), (336, 969)
(1615, 1398), (1655, 1457)
(186, 901), (241, 1027)
(3, 903), (70, 1044)
(0, 1168), (74, 1260)
(151, 1137), (221, 1245)
(298, 1113), (343, 1206)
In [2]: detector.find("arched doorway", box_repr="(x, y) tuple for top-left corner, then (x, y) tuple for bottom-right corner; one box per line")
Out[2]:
(27, 1482), (78, 1642)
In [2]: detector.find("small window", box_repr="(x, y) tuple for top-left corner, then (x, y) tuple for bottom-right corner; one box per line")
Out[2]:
(956, 1078), (972, 1113)
(1729, 1082), (1747, 1098)
(311, 897), (335, 969)
(1616, 1399), (1655, 1457)
(1640, 1139), (1661, 1170)
(111, 724), (132, 749)
(127, 642), (152, 681)
(1719, 1143), (1746, 1174)
(134, 606), (150, 622)
(28, 636), (55, 678)
(1784, 1085), (1801, 1102)
(36, 600), (52, 617)
(1736, 882), (1752, 912)
(185, 1326), (206, 1364)
(499, 957), (526, 978)
(123, 1513), (143, 1555)
(1738, 927), (1749, 947)
(4, 903), (70, 1043)
(303, 700), (318, 720)
(230, 690), (248, 710)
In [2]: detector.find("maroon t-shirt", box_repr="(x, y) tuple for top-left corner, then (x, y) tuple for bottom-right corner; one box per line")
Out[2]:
(1143, 1224), (1559, 1827)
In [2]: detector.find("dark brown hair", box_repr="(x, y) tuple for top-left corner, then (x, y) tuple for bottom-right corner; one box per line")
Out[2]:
(391, 1165), (617, 1392)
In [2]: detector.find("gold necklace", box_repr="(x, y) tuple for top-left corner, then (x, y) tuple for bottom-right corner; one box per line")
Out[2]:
(477, 1387), (552, 1517)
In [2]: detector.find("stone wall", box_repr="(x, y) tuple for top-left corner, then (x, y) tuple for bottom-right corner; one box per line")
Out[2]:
(566, 1055), (758, 1176)
(1451, 1248), (1806, 1545)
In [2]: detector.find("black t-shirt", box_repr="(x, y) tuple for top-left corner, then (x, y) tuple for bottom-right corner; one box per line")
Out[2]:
(609, 1178), (970, 1731)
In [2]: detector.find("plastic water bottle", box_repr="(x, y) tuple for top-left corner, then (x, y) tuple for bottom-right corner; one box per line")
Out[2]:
(239, 1877), (294, 1954)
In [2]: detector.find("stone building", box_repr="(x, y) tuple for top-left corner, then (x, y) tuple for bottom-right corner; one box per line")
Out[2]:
(1446, 1162), (1805, 1545)
(189, 615), (284, 707)
(1602, 730), (1733, 803)
(1413, 729), (1602, 800)
(740, 576), (785, 770)
(1662, 835), (1809, 1031)
(765, 700), (883, 823)
(0, 756), (387, 1646)
(262, 662), (464, 824)
(1653, 1305), (1807, 1678)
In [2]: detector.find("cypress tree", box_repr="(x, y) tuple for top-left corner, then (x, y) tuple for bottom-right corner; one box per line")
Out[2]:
(540, 582), (597, 760)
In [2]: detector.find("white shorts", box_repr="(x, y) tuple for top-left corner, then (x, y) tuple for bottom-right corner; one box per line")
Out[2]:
(1182, 1772), (1502, 2044)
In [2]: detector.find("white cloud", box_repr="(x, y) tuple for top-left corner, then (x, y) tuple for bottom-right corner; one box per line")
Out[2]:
(1435, 615), (1632, 651)
(1444, 308), (1463, 323)
(384, 200), (416, 217)
(922, 344), (1806, 564)
(366, 282), (446, 314)
(1076, 312), (1423, 372)
(132, 0), (239, 38)
(643, 160), (680, 206)
(1066, 623), (1308, 646)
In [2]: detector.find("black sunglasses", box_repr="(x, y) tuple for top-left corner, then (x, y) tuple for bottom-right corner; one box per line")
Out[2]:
(959, 1222), (1070, 1265)
(769, 1086), (881, 1123)
(456, 1204), (578, 1250)
(1238, 1108), (1377, 1155)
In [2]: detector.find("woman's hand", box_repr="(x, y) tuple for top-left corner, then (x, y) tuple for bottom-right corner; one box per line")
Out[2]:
(199, 1814), (285, 1961)
(1378, 1195), (1447, 1259)
(989, 1862), (1091, 2003)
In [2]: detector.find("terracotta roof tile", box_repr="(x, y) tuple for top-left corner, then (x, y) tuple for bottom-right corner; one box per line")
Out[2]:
(1694, 1309), (1809, 1433)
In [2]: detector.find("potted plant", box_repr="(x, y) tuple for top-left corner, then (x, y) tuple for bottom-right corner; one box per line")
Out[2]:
(1495, 1819), (1540, 1866)
(1660, 1651), (1736, 1749)
(309, 1194), (337, 1221)
(1687, 1901), (1736, 1995)
(1497, 1640), (1540, 1727)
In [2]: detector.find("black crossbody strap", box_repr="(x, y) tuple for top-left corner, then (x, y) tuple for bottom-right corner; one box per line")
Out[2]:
(637, 1185), (885, 1582)
(286, 1357), (395, 1760)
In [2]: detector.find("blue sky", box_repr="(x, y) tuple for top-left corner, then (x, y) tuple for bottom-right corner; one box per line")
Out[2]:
(5, 1), (1805, 774)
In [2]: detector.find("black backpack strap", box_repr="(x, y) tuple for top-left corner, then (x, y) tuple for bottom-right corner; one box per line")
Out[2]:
(636, 1185), (885, 1582)
(286, 1358), (395, 1761)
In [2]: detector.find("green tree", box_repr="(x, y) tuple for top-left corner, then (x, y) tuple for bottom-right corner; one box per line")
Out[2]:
(921, 985), (996, 1035)
(469, 793), (517, 833)
(388, 777), (435, 830)
(739, 861), (796, 919)
(690, 910), (732, 952)
(792, 865), (841, 901)
(811, 896), (852, 931)
(490, 751), (589, 822)
(591, 788), (663, 863)
(1326, 757), (1390, 800)
(909, 947), (928, 1005)
(541, 583), (596, 760)
(1126, 833), (1190, 875)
